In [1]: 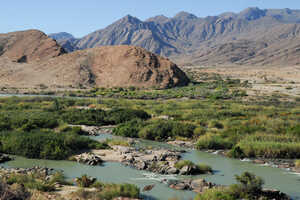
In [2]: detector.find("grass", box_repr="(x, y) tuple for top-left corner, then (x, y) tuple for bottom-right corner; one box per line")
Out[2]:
(194, 172), (266, 200)
(231, 134), (300, 158)
(106, 139), (130, 147)
(0, 130), (109, 160)
(74, 175), (140, 200)
(0, 91), (299, 159)
(5, 173), (55, 192)
(295, 160), (300, 168)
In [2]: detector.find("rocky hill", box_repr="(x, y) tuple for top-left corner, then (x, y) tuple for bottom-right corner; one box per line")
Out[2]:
(50, 7), (300, 66)
(0, 30), (189, 89)
(0, 30), (66, 63)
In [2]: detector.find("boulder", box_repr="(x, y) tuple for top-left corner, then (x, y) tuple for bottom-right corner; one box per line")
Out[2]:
(0, 154), (12, 163)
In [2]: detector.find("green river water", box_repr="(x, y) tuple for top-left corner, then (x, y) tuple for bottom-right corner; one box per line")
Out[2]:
(1, 133), (300, 200)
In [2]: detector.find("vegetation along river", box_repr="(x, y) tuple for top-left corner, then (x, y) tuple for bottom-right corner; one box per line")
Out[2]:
(1, 133), (300, 200)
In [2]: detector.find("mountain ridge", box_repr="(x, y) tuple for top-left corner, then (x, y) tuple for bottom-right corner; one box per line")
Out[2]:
(49, 7), (300, 66)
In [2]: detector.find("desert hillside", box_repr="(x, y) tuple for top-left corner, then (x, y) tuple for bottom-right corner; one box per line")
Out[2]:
(0, 30), (189, 89)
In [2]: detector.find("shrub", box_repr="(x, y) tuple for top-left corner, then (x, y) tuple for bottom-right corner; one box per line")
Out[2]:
(106, 108), (150, 124)
(61, 109), (107, 126)
(193, 126), (206, 137)
(138, 120), (196, 141)
(194, 188), (233, 200)
(175, 160), (212, 174)
(73, 177), (140, 200)
(76, 175), (96, 188)
(0, 179), (30, 200)
(0, 130), (108, 160)
(106, 139), (130, 147)
(49, 172), (72, 186)
(294, 160), (300, 168)
(196, 134), (234, 150)
(234, 172), (264, 196)
(234, 134), (300, 158)
(194, 172), (265, 200)
(6, 174), (55, 192)
(174, 160), (195, 169)
(113, 119), (146, 138)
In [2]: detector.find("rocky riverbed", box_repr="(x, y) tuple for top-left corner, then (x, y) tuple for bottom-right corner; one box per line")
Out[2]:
(91, 146), (187, 175)
(74, 146), (210, 176)
(0, 165), (56, 179)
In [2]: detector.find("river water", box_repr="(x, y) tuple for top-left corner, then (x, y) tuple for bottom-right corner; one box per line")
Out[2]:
(1, 133), (300, 200)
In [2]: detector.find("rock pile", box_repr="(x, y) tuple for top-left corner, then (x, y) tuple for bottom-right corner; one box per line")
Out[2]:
(168, 178), (216, 193)
(74, 153), (103, 166)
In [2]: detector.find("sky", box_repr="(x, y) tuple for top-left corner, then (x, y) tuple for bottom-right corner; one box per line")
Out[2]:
(1, 0), (300, 38)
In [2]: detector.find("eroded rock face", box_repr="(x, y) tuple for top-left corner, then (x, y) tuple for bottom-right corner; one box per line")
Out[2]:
(0, 30), (190, 89)
(0, 30), (66, 63)
(86, 45), (190, 88)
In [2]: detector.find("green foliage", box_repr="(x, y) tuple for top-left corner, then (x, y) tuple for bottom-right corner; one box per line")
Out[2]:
(114, 119), (196, 141)
(196, 134), (234, 150)
(194, 188), (234, 200)
(113, 119), (146, 138)
(174, 160), (195, 169)
(61, 108), (150, 126)
(138, 120), (196, 141)
(49, 172), (72, 185)
(76, 175), (96, 188)
(194, 172), (264, 200)
(106, 108), (150, 124)
(61, 109), (107, 126)
(74, 176), (140, 200)
(6, 174), (55, 192)
(295, 160), (300, 168)
(0, 111), (59, 131)
(234, 172), (264, 196)
(233, 134), (300, 158)
(0, 130), (107, 160)
(174, 160), (212, 174)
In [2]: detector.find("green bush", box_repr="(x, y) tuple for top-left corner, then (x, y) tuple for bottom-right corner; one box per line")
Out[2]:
(295, 160), (300, 168)
(113, 119), (146, 138)
(175, 160), (212, 174)
(106, 108), (150, 124)
(0, 130), (108, 160)
(233, 134), (300, 158)
(138, 120), (196, 141)
(196, 134), (234, 150)
(194, 172), (264, 200)
(61, 109), (107, 126)
(194, 188), (234, 200)
(6, 174), (55, 192)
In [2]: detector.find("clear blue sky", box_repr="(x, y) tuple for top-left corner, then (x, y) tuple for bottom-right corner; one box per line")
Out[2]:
(1, 0), (300, 37)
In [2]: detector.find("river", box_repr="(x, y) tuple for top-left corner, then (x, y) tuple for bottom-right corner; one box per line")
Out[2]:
(1, 133), (300, 200)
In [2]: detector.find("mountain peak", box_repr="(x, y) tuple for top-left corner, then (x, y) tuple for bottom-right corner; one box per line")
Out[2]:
(146, 15), (169, 23)
(174, 11), (197, 20)
(120, 15), (142, 24)
(239, 7), (266, 20)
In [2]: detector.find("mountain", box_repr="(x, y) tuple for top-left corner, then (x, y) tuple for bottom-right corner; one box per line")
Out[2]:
(0, 30), (65, 63)
(51, 7), (300, 66)
(49, 32), (75, 41)
(0, 30), (189, 89)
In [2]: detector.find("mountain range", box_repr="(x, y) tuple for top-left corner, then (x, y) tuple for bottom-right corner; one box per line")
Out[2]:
(50, 7), (300, 66)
